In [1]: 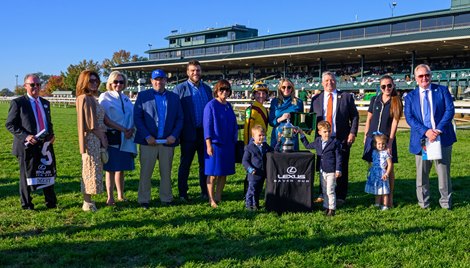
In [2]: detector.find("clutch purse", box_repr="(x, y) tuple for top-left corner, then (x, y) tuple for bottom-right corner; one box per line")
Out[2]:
(100, 148), (109, 164)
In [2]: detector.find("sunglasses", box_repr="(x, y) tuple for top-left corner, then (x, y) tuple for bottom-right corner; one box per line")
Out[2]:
(219, 87), (231, 92)
(26, 83), (42, 88)
(417, 74), (431, 79)
(89, 78), (99, 84)
(380, 84), (393, 90)
(112, 80), (125, 85)
(253, 83), (268, 90)
(281, 85), (293, 90)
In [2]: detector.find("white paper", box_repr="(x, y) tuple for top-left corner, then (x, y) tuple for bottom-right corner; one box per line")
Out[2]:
(425, 137), (442, 160)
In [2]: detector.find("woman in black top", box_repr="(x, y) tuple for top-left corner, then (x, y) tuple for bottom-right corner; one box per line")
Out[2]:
(363, 75), (403, 207)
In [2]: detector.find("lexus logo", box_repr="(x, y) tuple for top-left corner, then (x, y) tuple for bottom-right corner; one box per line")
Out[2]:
(286, 166), (297, 174)
(38, 164), (47, 170)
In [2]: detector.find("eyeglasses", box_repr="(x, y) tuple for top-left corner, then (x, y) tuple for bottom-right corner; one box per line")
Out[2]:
(417, 74), (431, 79)
(219, 87), (231, 92)
(89, 78), (99, 84)
(380, 84), (393, 90)
(26, 83), (41, 88)
(112, 80), (125, 85)
(281, 85), (293, 90)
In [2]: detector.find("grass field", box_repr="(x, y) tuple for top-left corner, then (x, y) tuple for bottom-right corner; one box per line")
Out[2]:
(0, 102), (469, 267)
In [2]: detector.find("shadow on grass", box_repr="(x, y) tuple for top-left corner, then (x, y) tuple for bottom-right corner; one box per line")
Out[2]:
(0, 221), (444, 267)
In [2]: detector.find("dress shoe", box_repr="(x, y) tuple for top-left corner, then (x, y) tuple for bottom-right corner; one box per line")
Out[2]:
(46, 204), (57, 209)
(179, 196), (189, 202)
(336, 199), (345, 206)
(22, 205), (34, 210)
(161, 201), (173, 206)
(200, 194), (209, 200)
(140, 203), (149, 209)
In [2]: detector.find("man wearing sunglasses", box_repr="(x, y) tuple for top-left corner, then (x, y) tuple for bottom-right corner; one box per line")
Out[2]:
(6, 74), (57, 210)
(404, 64), (456, 210)
(310, 71), (359, 206)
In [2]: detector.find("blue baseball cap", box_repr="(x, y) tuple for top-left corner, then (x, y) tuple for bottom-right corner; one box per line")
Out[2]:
(151, 69), (167, 79)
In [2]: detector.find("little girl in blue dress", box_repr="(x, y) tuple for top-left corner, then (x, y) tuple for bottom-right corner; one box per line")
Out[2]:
(365, 134), (393, 210)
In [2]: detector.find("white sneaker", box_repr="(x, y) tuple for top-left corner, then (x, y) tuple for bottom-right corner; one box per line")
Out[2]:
(82, 201), (97, 212)
(380, 205), (389, 211)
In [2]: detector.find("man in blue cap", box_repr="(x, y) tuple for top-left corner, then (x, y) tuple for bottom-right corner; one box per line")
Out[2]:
(133, 69), (184, 209)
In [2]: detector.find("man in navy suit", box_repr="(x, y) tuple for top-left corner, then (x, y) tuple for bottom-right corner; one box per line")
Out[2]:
(173, 60), (213, 201)
(310, 71), (359, 205)
(5, 74), (57, 210)
(134, 69), (183, 208)
(405, 64), (456, 210)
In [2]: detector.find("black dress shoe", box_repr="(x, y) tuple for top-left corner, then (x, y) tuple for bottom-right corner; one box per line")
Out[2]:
(161, 201), (173, 206)
(46, 204), (57, 209)
(22, 206), (34, 210)
(141, 203), (149, 209)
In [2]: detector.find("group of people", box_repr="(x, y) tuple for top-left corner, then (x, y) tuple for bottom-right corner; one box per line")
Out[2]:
(6, 63), (456, 214)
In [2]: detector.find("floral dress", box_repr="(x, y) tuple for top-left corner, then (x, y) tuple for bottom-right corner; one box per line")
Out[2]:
(365, 150), (390, 195)
(81, 100), (105, 195)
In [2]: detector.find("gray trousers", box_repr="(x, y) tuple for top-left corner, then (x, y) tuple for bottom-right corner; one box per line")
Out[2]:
(415, 145), (452, 209)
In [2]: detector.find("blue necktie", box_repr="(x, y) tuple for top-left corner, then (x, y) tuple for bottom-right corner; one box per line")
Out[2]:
(423, 90), (432, 129)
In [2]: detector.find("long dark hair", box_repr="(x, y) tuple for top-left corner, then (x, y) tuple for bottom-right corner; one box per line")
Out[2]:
(380, 75), (403, 121)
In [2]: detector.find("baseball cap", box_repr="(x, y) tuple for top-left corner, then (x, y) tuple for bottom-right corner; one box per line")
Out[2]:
(151, 69), (167, 79)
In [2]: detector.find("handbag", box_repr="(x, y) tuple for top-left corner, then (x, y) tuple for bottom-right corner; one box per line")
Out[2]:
(235, 124), (245, 163)
(106, 129), (121, 146)
(100, 147), (109, 164)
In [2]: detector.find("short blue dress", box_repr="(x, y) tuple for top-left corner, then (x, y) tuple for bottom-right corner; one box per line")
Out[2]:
(365, 150), (390, 195)
(203, 99), (238, 176)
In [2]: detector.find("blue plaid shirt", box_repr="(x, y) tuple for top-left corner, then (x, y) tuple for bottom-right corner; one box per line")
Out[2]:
(188, 80), (209, 128)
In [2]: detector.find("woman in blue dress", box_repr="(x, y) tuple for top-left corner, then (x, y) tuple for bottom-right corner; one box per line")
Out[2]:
(269, 78), (304, 149)
(203, 79), (238, 208)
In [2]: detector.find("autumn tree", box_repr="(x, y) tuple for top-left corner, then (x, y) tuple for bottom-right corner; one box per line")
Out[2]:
(102, 50), (147, 86)
(42, 75), (66, 95)
(15, 86), (26, 96)
(62, 59), (101, 91)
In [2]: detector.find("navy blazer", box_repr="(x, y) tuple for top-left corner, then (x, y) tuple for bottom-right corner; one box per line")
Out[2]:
(173, 80), (213, 142)
(404, 83), (456, 154)
(310, 91), (359, 142)
(301, 136), (342, 173)
(242, 142), (274, 176)
(6, 95), (54, 157)
(133, 89), (184, 147)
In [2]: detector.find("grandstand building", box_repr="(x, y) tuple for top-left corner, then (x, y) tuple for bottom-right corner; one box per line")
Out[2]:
(114, 0), (470, 97)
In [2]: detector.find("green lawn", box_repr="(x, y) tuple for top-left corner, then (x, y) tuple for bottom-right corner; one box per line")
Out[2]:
(0, 102), (469, 267)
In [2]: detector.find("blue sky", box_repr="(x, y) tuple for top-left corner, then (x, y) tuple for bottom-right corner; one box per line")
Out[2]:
(0, 0), (450, 91)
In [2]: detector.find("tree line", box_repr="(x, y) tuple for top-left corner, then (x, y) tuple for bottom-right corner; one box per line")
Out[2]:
(1, 50), (146, 97)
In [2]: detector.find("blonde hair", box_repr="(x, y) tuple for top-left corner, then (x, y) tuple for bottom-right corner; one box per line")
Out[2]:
(317, 120), (331, 131)
(106, 71), (127, 91)
(276, 78), (298, 105)
(251, 124), (265, 135)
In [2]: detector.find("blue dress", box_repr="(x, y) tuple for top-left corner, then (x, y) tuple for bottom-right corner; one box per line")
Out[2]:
(268, 97), (304, 150)
(203, 99), (238, 176)
(365, 150), (391, 195)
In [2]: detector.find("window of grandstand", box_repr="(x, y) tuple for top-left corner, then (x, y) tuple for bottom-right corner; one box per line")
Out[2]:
(320, 31), (340, 43)
(299, 34), (318, 45)
(341, 28), (365, 40)
(265, 38), (281, 49)
(392, 20), (420, 34)
(454, 13), (470, 27)
(365, 24), (391, 37)
(217, 45), (232, 54)
(281, 36), (299, 47)
(421, 16), (453, 30)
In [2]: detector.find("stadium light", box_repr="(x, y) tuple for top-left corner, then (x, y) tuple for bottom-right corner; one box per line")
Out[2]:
(390, 1), (397, 17)
(15, 74), (18, 92)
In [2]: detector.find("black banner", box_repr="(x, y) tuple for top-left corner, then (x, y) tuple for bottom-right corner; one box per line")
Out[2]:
(25, 141), (56, 191)
(265, 151), (314, 213)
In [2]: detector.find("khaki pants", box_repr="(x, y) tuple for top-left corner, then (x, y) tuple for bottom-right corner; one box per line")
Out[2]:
(138, 144), (174, 203)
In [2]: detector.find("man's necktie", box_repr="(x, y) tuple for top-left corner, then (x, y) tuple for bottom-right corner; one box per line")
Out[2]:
(35, 99), (45, 131)
(423, 90), (432, 129)
(326, 93), (333, 126)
